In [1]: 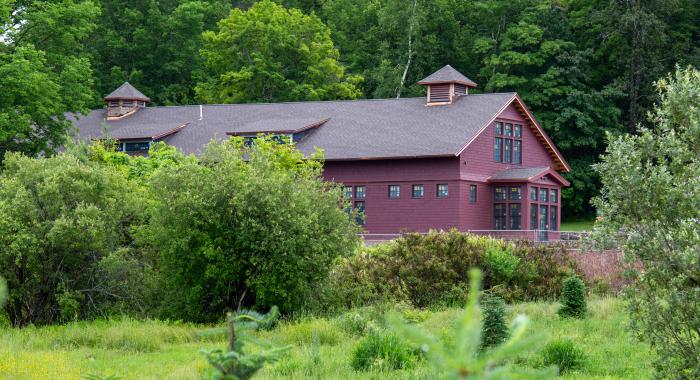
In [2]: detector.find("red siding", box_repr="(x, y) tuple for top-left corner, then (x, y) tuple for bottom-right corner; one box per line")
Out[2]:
(321, 101), (565, 235)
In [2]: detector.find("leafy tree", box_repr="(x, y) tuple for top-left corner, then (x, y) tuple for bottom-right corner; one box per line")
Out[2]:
(389, 268), (556, 379)
(146, 137), (359, 321)
(593, 66), (700, 378)
(196, 0), (361, 103)
(0, 0), (98, 160)
(89, 0), (230, 105)
(0, 151), (144, 325)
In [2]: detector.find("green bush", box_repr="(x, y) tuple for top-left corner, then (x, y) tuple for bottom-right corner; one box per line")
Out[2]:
(0, 152), (148, 326)
(480, 295), (509, 350)
(541, 339), (586, 373)
(335, 311), (380, 337)
(558, 276), (587, 318)
(147, 138), (360, 321)
(350, 331), (418, 371)
(328, 230), (580, 308)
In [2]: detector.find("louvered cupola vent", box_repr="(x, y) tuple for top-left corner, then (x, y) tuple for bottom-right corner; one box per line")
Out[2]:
(104, 82), (150, 120)
(418, 65), (477, 106)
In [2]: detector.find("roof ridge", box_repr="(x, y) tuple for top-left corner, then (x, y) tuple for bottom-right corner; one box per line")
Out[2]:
(87, 92), (517, 112)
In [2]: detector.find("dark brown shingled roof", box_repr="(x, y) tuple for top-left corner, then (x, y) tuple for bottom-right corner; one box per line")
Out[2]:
(418, 65), (477, 87)
(69, 93), (519, 161)
(104, 82), (151, 102)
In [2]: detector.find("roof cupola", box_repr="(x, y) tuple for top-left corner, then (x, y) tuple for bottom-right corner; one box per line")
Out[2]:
(104, 82), (150, 120)
(418, 65), (477, 105)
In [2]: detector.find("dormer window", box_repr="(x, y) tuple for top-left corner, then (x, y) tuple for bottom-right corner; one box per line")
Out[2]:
(418, 65), (477, 106)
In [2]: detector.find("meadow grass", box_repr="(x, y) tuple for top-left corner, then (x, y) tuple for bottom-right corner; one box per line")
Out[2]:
(0, 298), (653, 379)
(560, 219), (596, 231)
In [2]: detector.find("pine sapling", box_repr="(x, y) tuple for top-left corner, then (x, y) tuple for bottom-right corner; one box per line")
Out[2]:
(558, 276), (586, 318)
(480, 295), (509, 350)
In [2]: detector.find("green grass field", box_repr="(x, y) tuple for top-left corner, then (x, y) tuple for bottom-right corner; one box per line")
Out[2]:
(560, 219), (596, 232)
(0, 298), (652, 379)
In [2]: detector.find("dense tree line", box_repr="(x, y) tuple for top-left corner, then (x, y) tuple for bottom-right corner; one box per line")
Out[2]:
(1, 0), (699, 216)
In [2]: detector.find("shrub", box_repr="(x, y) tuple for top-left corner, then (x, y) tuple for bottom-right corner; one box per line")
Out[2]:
(327, 230), (580, 308)
(541, 339), (585, 373)
(0, 152), (147, 326)
(148, 138), (360, 321)
(350, 331), (418, 371)
(480, 295), (509, 350)
(335, 311), (380, 337)
(558, 276), (587, 318)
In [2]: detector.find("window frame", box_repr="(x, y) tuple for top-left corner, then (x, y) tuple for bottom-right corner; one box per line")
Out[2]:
(388, 185), (400, 199)
(436, 184), (449, 198)
(493, 121), (523, 164)
(412, 184), (424, 198)
(469, 184), (477, 204)
(354, 185), (366, 199)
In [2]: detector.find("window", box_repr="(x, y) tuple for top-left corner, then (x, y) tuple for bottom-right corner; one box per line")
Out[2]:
(494, 137), (503, 162)
(509, 204), (521, 230)
(540, 188), (548, 202)
(494, 121), (522, 164)
(388, 185), (400, 198)
(122, 100), (134, 108)
(509, 186), (521, 200)
(494, 204), (506, 230)
(530, 203), (538, 230)
(503, 139), (512, 163)
(114, 142), (124, 152)
(412, 184), (424, 198)
(124, 141), (151, 152)
(469, 185), (477, 204)
(355, 185), (366, 199)
(108, 101), (119, 107)
(437, 184), (449, 198)
(550, 189), (558, 203)
(495, 122), (503, 135)
(550, 206), (557, 231)
(354, 201), (365, 225)
(494, 186), (506, 201)
(530, 187), (538, 201)
(343, 186), (353, 198)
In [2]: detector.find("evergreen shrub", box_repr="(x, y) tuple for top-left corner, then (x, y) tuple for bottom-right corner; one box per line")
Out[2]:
(558, 276), (587, 318)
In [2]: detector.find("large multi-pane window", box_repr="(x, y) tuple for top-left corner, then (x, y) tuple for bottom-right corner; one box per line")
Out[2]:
(412, 184), (424, 198)
(509, 204), (521, 230)
(529, 186), (560, 233)
(388, 185), (400, 198)
(355, 185), (366, 199)
(469, 185), (477, 204)
(437, 184), (449, 198)
(343, 186), (353, 198)
(494, 122), (523, 164)
(494, 204), (506, 230)
(494, 186), (521, 230)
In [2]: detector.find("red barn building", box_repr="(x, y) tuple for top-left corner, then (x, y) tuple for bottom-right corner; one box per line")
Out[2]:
(71, 65), (571, 239)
